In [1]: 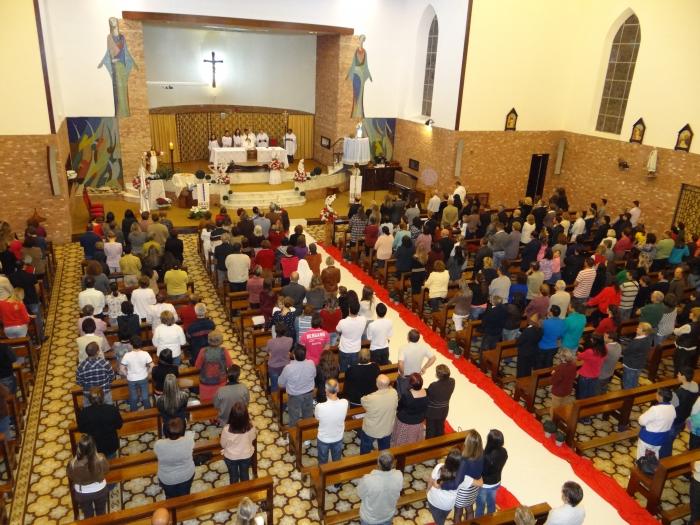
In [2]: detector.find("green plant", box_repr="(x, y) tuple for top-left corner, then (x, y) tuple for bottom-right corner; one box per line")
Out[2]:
(188, 209), (206, 219)
(543, 420), (557, 437)
(555, 430), (566, 446)
(155, 165), (174, 180)
(195, 170), (206, 180)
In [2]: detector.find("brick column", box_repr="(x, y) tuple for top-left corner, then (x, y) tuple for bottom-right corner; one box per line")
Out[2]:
(118, 19), (151, 186)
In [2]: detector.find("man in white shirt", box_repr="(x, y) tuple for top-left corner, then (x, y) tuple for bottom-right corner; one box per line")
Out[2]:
(636, 387), (676, 458)
(488, 266), (511, 303)
(119, 338), (154, 411)
(545, 481), (585, 525)
(255, 129), (269, 147)
(569, 211), (586, 242)
(336, 300), (367, 373)
(78, 276), (106, 314)
(452, 181), (467, 204)
(314, 379), (348, 465)
(367, 303), (393, 365)
(629, 200), (642, 227)
(148, 294), (179, 330)
(398, 329), (436, 377)
(284, 128), (297, 163)
(76, 317), (109, 362)
(225, 243), (251, 292)
(221, 129), (233, 148)
(427, 191), (441, 216)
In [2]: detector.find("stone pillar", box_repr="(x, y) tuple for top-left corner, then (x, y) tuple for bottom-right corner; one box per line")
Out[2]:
(118, 19), (151, 186)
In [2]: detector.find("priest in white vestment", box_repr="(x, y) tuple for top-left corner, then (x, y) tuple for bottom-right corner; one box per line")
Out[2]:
(243, 129), (256, 150)
(284, 128), (297, 164)
(349, 164), (362, 201)
(256, 130), (269, 147)
(221, 130), (233, 147)
(138, 156), (150, 214)
(208, 134), (219, 163)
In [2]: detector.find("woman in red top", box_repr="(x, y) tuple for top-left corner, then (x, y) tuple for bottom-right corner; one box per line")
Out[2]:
(254, 240), (276, 278)
(363, 217), (380, 256)
(577, 334), (607, 402)
(246, 266), (264, 308)
(267, 222), (285, 251)
(0, 288), (30, 338)
(586, 282), (620, 326)
(280, 247), (299, 285)
(594, 304), (620, 335)
(259, 279), (278, 328)
(319, 296), (342, 347)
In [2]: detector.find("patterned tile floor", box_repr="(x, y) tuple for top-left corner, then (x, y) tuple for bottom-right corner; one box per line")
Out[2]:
(8, 229), (689, 524)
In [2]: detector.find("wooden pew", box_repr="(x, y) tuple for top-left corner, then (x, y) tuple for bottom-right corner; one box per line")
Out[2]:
(68, 401), (219, 455)
(70, 367), (200, 417)
(646, 340), (676, 382)
(466, 502), (551, 524)
(626, 448), (700, 523)
(310, 431), (468, 523)
(0, 337), (36, 377)
(512, 366), (558, 413)
(244, 329), (272, 365)
(67, 476), (274, 525)
(552, 373), (699, 452)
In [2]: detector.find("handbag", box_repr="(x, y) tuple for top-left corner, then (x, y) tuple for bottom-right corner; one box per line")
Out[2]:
(635, 449), (659, 476)
(193, 451), (213, 466)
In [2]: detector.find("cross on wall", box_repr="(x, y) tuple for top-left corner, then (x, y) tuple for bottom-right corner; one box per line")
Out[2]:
(203, 51), (223, 88)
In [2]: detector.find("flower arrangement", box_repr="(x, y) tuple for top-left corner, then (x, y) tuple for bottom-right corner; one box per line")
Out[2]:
(320, 194), (337, 223)
(269, 158), (282, 172)
(131, 177), (150, 191)
(293, 158), (308, 183)
(212, 173), (230, 185)
(156, 197), (172, 208)
(188, 205), (208, 219)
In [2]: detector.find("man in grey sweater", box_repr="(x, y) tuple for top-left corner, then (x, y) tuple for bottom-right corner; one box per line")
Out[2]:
(278, 345), (316, 428)
(213, 365), (250, 425)
(357, 451), (404, 525)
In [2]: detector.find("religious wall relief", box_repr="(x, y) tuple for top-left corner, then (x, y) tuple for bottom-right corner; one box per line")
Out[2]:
(99, 17), (137, 118)
(347, 35), (372, 119)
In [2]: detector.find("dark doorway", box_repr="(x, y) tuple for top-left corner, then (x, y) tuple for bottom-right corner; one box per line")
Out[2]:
(526, 154), (549, 200)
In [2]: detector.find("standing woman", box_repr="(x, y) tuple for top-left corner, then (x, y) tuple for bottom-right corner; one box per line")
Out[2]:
(122, 209), (137, 243)
(208, 133), (219, 164)
(390, 373), (429, 446)
(156, 374), (189, 432)
(577, 334), (607, 400)
(195, 330), (233, 403)
(0, 288), (30, 338)
(154, 418), (196, 498)
(453, 429), (484, 522)
(220, 402), (257, 484)
(426, 364), (456, 438)
(475, 429), (508, 517)
(67, 435), (110, 518)
(128, 222), (147, 256)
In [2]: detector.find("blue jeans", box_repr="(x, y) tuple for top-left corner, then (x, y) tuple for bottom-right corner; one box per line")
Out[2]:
(269, 370), (281, 392)
(4, 325), (27, 338)
(0, 376), (16, 395)
(27, 303), (44, 340)
(502, 328), (520, 341)
(577, 376), (599, 399)
(0, 415), (12, 440)
(339, 351), (359, 373)
(428, 502), (451, 525)
(359, 430), (391, 454)
(475, 484), (499, 517)
(317, 439), (343, 465)
(660, 421), (685, 458)
(428, 297), (444, 311)
(224, 455), (252, 484)
(622, 366), (641, 390)
(128, 378), (151, 411)
(329, 333), (339, 347)
(492, 250), (505, 271)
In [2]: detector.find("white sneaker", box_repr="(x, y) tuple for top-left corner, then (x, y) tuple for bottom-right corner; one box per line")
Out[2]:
(303, 440), (312, 447)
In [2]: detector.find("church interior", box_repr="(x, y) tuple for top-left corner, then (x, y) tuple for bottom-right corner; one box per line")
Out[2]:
(1, 0), (700, 524)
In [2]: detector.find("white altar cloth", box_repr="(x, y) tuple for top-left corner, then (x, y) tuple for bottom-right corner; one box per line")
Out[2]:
(256, 147), (289, 168)
(343, 137), (371, 165)
(212, 147), (247, 167)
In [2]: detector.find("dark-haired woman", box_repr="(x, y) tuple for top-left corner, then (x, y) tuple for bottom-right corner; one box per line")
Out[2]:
(390, 373), (428, 447)
(220, 402), (257, 484)
(577, 334), (607, 400)
(67, 435), (110, 518)
(475, 429), (508, 517)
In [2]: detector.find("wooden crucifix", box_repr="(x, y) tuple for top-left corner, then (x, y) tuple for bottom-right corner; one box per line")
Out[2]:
(203, 51), (223, 88)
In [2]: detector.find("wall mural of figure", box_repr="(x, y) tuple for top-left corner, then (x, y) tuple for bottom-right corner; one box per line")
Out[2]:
(98, 17), (136, 117)
(347, 35), (372, 119)
(362, 118), (396, 161)
(68, 117), (123, 188)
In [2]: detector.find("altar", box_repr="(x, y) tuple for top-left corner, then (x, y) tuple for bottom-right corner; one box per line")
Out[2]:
(212, 146), (289, 168)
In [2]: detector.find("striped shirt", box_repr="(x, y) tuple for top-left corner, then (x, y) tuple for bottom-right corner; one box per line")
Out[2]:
(76, 357), (115, 392)
(573, 268), (596, 299)
(349, 215), (368, 242)
(620, 280), (640, 309)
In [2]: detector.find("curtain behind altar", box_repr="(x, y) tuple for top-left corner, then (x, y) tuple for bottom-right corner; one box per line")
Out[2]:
(150, 114), (181, 163)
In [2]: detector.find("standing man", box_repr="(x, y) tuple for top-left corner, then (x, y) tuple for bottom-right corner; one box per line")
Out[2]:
(214, 365), (250, 425)
(224, 243), (250, 292)
(314, 379), (348, 465)
(284, 128), (297, 164)
(243, 128), (256, 149)
(489, 222), (509, 270)
(360, 375), (398, 454)
(76, 342), (115, 405)
(398, 329), (436, 377)
(256, 129), (269, 147)
(629, 200), (642, 227)
(336, 300), (367, 372)
(572, 257), (596, 308)
(221, 129), (233, 148)
(278, 346), (316, 430)
(636, 388), (675, 459)
(453, 180), (467, 205)
(357, 451), (404, 525)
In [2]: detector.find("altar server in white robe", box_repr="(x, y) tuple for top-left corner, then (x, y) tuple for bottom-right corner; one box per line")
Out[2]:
(284, 128), (297, 164)
(221, 129), (233, 147)
(256, 130), (269, 147)
(208, 134), (219, 163)
(233, 128), (244, 147)
(243, 128), (256, 149)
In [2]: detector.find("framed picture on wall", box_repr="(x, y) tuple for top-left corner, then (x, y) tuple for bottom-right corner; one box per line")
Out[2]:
(629, 118), (646, 144)
(408, 158), (420, 171)
(505, 108), (518, 131)
(320, 136), (331, 149)
(675, 124), (693, 152)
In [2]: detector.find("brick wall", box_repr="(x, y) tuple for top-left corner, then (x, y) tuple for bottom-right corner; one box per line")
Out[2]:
(118, 19), (151, 185)
(313, 35), (360, 167)
(393, 118), (700, 233)
(0, 119), (72, 244)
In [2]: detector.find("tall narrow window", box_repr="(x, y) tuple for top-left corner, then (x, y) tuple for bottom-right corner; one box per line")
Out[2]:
(422, 15), (438, 117)
(596, 14), (641, 134)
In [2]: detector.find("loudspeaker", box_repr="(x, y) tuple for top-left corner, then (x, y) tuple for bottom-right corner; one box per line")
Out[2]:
(554, 138), (566, 175)
(47, 145), (61, 196)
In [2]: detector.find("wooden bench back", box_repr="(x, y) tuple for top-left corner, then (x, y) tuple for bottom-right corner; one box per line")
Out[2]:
(466, 502), (551, 524)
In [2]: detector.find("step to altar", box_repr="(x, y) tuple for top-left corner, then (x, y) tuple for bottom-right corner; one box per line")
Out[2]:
(226, 170), (294, 184)
(226, 188), (306, 208)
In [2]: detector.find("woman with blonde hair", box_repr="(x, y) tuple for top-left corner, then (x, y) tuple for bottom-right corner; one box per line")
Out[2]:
(0, 287), (30, 338)
(453, 429), (484, 522)
(425, 260), (450, 311)
(152, 310), (186, 365)
(514, 505), (536, 525)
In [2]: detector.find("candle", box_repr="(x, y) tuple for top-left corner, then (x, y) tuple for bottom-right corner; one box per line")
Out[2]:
(169, 142), (174, 150)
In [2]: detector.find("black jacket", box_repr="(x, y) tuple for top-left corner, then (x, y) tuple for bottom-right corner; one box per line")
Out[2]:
(77, 404), (123, 456)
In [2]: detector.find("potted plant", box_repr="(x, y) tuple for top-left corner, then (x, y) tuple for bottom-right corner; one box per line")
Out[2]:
(300, 191), (306, 196)
(195, 169), (206, 180)
(555, 430), (566, 447)
(543, 420), (557, 438)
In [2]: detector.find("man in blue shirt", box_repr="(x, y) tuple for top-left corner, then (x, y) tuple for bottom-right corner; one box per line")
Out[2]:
(561, 303), (587, 351)
(80, 225), (101, 260)
(537, 305), (565, 369)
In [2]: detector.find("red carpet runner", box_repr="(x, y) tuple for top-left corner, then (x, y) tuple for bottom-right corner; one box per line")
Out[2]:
(321, 243), (657, 524)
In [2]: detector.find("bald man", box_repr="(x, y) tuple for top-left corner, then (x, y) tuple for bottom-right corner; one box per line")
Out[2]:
(151, 508), (172, 525)
(359, 374), (398, 454)
(281, 270), (306, 309)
